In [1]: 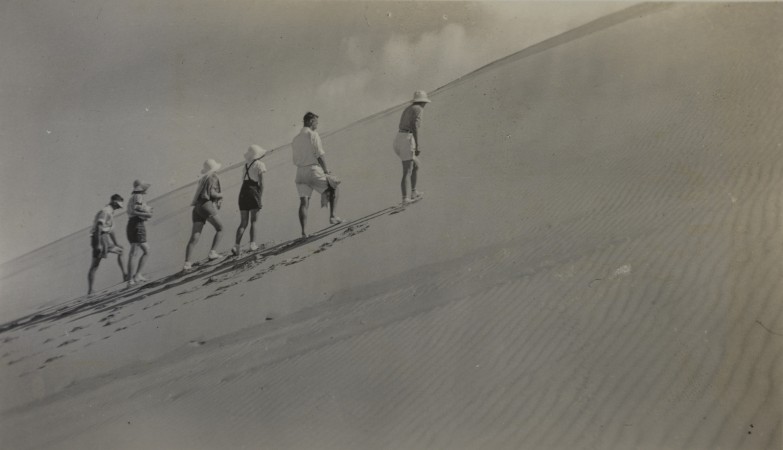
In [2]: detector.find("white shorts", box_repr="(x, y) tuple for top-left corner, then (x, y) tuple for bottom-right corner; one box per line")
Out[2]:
(393, 132), (416, 161)
(295, 165), (329, 198)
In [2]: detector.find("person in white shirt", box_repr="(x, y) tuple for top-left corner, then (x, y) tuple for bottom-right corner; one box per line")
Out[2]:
(232, 145), (267, 256)
(88, 194), (127, 295)
(291, 112), (341, 237)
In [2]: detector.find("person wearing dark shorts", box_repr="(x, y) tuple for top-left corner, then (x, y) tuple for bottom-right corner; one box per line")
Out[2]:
(232, 145), (267, 256)
(126, 180), (153, 286)
(183, 159), (224, 271)
(88, 194), (128, 295)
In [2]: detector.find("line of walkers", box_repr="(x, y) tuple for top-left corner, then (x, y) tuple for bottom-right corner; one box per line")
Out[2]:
(87, 91), (431, 295)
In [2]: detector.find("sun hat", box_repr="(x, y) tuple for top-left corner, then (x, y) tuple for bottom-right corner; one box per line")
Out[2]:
(110, 193), (125, 208)
(201, 158), (222, 175)
(411, 90), (431, 103)
(132, 179), (151, 193)
(244, 145), (267, 162)
(303, 111), (318, 124)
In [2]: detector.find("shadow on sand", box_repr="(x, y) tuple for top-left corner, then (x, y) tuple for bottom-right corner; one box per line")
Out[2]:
(0, 202), (415, 335)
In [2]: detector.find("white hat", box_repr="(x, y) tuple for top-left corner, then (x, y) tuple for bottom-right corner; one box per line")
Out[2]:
(201, 158), (222, 174)
(411, 90), (431, 103)
(110, 193), (125, 209)
(133, 179), (151, 193)
(244, 144), (267, 162)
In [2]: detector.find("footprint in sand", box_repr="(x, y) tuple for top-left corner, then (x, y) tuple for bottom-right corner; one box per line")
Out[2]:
(313, 242), (333, 254)
(177, 287), (200, 296)
(143, 300), (165, 309)
(69, 326), (84, 333)
(188, 340), (206, 347)
(2, 336), (19, 344)
(39, 355), (64, 368)
(205, 286), (229, 300)
(57, 339), (79, 348)
(99, 314), (115, 323)
(248, 264), (277, 282)
(8, 357), (25, 366)
(282, 256), (306, 266)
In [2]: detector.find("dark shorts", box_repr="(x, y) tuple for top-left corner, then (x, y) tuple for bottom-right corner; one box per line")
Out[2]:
(91, 233), (120, 259)
(192, 200), (218, 224)
(238, 180), (262, 211)
(126, 217), (147, 244)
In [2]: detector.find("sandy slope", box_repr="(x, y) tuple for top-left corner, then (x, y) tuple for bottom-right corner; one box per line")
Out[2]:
(1, 3), (782, 449)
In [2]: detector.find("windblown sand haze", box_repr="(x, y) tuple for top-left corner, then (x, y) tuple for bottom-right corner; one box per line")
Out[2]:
(1, 3), (782, 449)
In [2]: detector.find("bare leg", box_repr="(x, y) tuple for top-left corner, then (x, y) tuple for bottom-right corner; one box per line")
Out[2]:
(328, 187), (338, 220)
(87, 258), (101, 295)
(249, 209), (259, 243)
(135, 243), (150, 278)
(127, 244), (138, 280)
(411, 159), (419, 193)
(235, 210), (250, 245)
(185, 222), (205, 263)
(206, 215), (223, 251)
(299, 197), (309, 237)
(115, 250), (127, 281)
(400, 160), (413, 199)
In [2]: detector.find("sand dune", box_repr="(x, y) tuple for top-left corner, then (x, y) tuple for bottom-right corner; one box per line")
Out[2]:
(1, 3), (782, 449)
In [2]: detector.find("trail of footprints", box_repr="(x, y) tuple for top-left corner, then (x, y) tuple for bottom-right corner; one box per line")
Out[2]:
(8, 223), (372, 376)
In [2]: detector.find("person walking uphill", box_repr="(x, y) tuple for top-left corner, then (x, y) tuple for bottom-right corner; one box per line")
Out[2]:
(394, 90), (431, 204)
(88, 194), (128, 295)
(126, 179), (153, 287)
(183, 159), (224, 271)
(232, 145), (267, 256)
(292, 111), (341, 237)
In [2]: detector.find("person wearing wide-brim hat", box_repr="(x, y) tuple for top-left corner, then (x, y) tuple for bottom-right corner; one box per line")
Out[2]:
(232, 145), (268, 256)
(88, 193), (128, 295)
(126, 179), (153, 287)
(183, 159), (225, 271)
(393, 90), (430, 204)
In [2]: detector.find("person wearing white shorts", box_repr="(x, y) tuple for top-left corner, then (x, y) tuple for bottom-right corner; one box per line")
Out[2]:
(292, 112), (341, 237)
(394, 90), (430, 204)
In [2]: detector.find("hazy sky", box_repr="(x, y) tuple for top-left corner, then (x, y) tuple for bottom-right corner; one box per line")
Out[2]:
(0, 1), (630, 264)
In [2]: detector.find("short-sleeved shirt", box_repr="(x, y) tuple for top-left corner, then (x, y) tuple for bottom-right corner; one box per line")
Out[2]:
(191, 173), (221, 206)
(92, 205), (115, 235)
(292, 127), (325, 167)
(398, 104), (424, 133)
(126, 192), (147, 218)
(242, 160), (267, 183)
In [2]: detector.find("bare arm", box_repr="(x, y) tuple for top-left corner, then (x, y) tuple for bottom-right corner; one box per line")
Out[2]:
(317, 156), (330, 174)
(208, 176), (223, 200)
(413, 107), (423, 155)
(130, 204), (152, 219)
(312, 131), (329, 173)
(108, 230), (122, 247)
